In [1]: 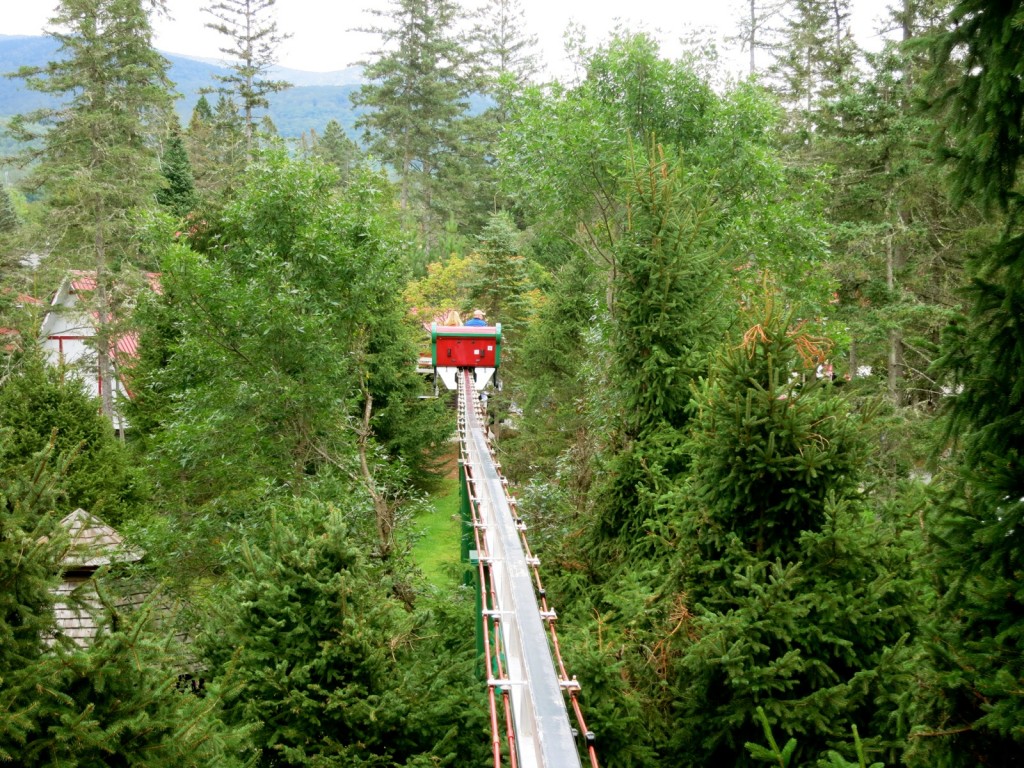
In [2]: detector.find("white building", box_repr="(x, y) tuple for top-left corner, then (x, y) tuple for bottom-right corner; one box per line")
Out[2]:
(39, 270), (158, 433)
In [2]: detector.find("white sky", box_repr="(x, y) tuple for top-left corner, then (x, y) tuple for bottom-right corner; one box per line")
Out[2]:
(3, 0), (896, 79)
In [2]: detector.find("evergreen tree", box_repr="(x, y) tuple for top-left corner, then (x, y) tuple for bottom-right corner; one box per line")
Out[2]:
(8, 0), (175, 424)
(204, 0), (291, 153)
(0, 184), (19, 237)
(185, 94), (228, 206)
(816, 2), (975, 409)
(904, 2), (1024, 764)
(1, 439), (242, 767)
(15, 600), (252, 767)
(666, 304), (915, 766)
(732, 0), (788, 75)
(353, 0), (475, 249)
(769, 0), (858, 134)
(595, 146), (727, 548)
(197, 504), (487, 767)
(467, 210), (532, 334)
(207, 95), (247, 199)
(311, 118), (361, 186)
(0, 441), (64, 697)
(0, 347), (147, 525)
(474, 0), (540, 119)
(157, 119), (199, 220)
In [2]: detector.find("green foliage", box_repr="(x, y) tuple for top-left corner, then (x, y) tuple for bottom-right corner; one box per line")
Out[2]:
(310, 118), (361, 187)
(0, 348), (148, 525)
(664, 306), (917, 766)
(0, 184), (19, 236)
(197, 503), (487, 767)
(8, 0), (173, 262)
(929, 1), (1024, 213)
(8, 0), (175, 422)
(156, 121), (199, 219)
(131, 149), (446, 564)
(0, 440), (64, 685)
(898, 3), (1024, 764)
(10, 595), (252, 767)
(353, 0), (477, 244)
(204, 0), (291, 151)
(467, 211), (533, 336)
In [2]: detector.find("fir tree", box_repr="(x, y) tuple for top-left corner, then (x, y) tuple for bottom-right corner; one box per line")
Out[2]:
(204, 0), (291, 153)
(904, 2), (1024, 764)
(8, 0), (174, 424)
(666, 303), (916, 766)
(157, 120), (199, 219)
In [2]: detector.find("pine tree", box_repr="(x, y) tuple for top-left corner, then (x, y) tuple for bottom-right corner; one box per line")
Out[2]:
(0, 441), (68, 761)
(203, 0), (291, 153)
(0, 348), (147, 525)
(8, 0), (174, 424)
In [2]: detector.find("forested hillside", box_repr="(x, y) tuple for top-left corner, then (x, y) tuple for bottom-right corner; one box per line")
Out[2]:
(0, 34), (364, 140)
(2, 1), (1023, 767)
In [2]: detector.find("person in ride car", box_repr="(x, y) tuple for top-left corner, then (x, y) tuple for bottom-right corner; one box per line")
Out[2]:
(465, 309), (488, 327)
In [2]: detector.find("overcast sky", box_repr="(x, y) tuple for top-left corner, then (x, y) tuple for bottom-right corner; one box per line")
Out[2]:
(5, 0), (896, 79)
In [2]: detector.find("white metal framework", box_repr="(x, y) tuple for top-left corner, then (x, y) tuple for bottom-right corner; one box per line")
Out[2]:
(458, 370), (598, 768)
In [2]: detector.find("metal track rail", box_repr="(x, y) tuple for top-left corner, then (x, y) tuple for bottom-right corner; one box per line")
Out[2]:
(458, 371), (586, 768)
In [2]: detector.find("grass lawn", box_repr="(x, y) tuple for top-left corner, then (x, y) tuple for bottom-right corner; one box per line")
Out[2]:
(410, 475), (464, 589)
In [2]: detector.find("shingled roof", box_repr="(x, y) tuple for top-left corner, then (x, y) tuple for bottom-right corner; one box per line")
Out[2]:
(58, 508), (144, 570)
(50, 509), (146, 646)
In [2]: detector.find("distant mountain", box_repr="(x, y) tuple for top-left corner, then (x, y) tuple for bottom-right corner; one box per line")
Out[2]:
(0, 34), (365, 139)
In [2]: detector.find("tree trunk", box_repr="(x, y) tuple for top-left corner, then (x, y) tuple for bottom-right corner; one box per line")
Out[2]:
(94, 218), (120, 438)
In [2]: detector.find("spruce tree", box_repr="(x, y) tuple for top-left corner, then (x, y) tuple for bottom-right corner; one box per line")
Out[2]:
(595, 146), (727, 548)
(667, 303), (915, 766)
(197, 504), (486, 767)
(0, 184), (19, 237)
(204, 0), (291, 153)
(904, 2), (1024, 764)
(467, 210), (532, 335)
(353, 0), (475, 248)
(0, 347), (147, 525)
(157, 120), (199, 220)
(311, 118), (361, 186)
(8, 0), (174, 424)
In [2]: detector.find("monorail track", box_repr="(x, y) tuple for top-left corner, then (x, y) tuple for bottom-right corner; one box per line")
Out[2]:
(457, 369), (598, 768)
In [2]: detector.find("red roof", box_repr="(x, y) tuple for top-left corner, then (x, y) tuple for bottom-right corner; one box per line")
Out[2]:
(69, 270), (97, 293)
(114, 331), (139, 360)
(68, 270), (162, 295)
